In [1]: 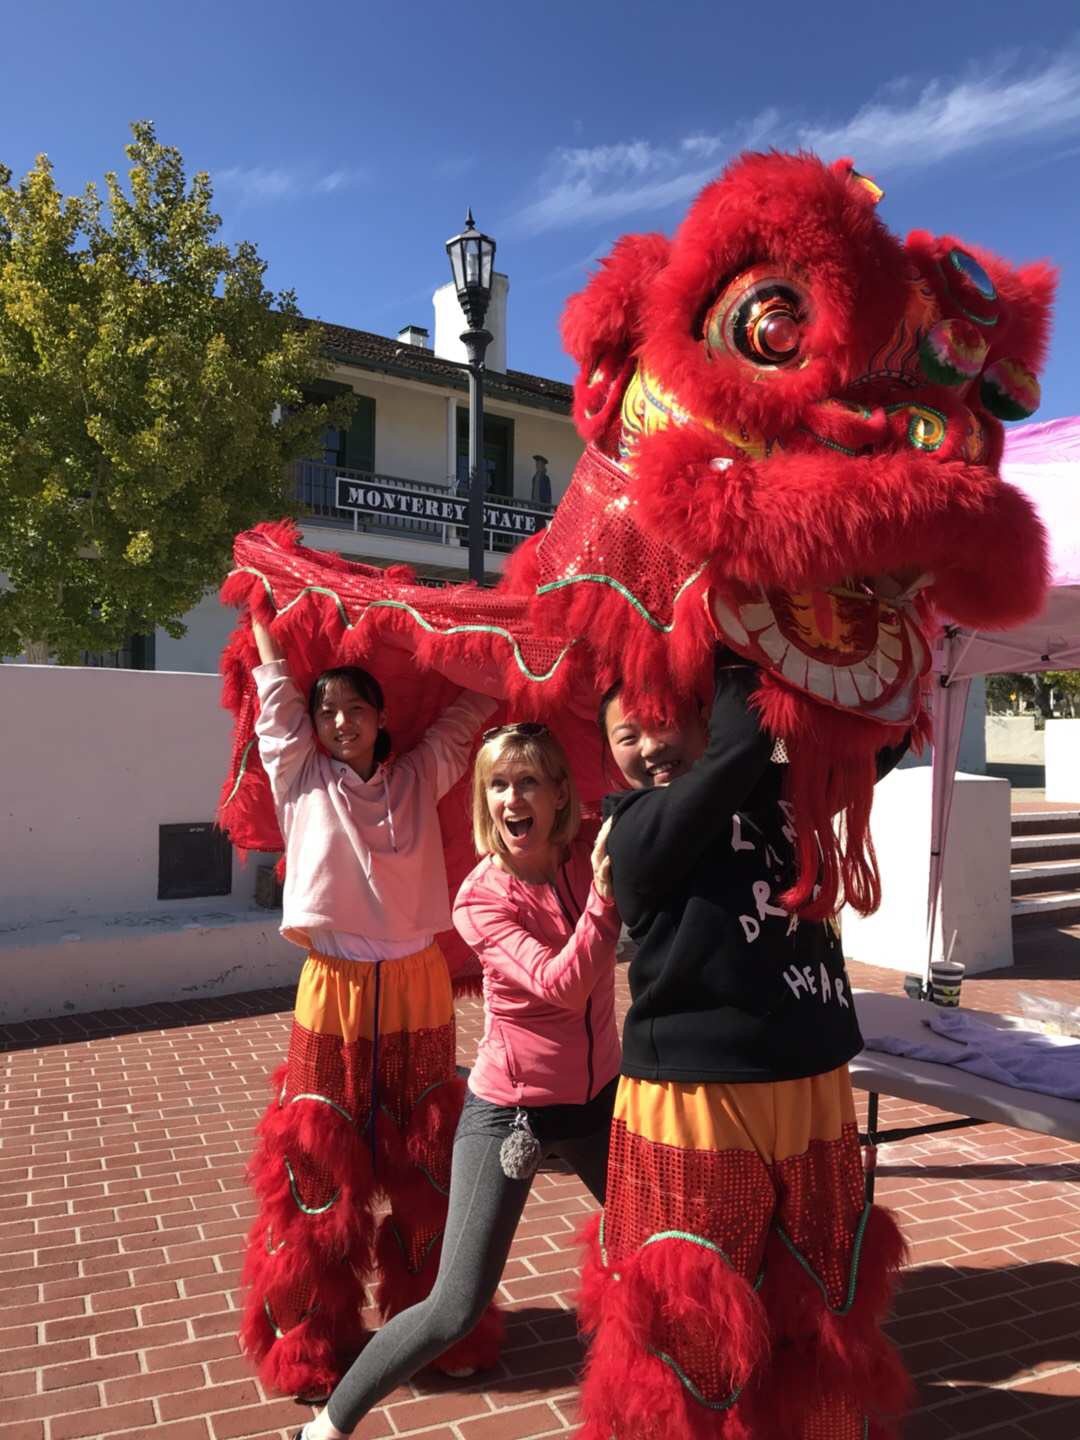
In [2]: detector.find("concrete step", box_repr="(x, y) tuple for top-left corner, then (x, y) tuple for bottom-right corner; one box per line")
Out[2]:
(1011, 809), (1080, 837)
(1011, 889), (1080, 928)
(1011, 832), (1080, 864)
(1011, 859), (1080, 897)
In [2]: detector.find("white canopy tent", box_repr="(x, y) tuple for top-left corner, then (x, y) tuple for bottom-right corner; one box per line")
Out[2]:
(928, 416), (1080, 971)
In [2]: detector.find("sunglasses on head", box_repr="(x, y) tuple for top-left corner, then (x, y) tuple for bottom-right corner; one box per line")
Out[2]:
(482, 721), (550, 744)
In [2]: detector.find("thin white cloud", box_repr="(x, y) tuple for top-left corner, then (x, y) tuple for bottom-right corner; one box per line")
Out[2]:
(215, 166), (296, 203)
(799, 54), (1080, 170)
(509, 51), (1080, 233)
(509, 112), (779, 234)
(215, 164), (367, 205)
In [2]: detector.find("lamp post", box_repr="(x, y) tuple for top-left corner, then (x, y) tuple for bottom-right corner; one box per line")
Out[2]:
(446, 210), (496, 585)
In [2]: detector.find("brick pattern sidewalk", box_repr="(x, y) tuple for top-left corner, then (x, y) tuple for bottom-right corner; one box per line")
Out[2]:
(1, 959), (1078, 1440)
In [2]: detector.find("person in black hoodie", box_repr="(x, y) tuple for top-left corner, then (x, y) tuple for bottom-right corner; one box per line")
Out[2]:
(574, 627), (912, 1440)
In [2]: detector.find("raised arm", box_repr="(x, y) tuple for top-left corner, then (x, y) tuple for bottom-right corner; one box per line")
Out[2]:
(250, 613), (285, 665)
(251, 619), (316, 804)
(406, 691), (499, 799)
(606, 654), (773, 900)
(453, 874), (619, 1012)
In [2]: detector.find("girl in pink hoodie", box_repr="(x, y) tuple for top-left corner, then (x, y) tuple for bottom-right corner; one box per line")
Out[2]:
(298, 723), (620, 1440)
(239, 615), (503, 1405)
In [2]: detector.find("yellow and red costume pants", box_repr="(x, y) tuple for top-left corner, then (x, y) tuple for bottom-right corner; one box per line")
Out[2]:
(577, 1068), (910, 1440)
(240, 944), (503, 1398)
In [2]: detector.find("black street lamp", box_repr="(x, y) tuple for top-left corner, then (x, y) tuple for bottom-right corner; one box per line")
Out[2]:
(446, 210), (496, 584)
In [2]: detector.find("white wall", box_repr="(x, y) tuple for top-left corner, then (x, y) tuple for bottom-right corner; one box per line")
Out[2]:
(986, 714), (1044, 767)
(433, 274), (509, 373)
(1, 665), (294, 1020)
(2, 666), (244, 925)
(503, 406), (583, 503)
(1045, 719), (1080, 802)
(349, 371), (453, 485)
(155, 588), (238, 675)
(898, 677), (988, 775)
(842, 767), (1012, 976)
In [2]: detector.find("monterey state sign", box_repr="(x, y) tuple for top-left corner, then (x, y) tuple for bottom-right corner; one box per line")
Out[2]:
(335, 476), (551, 539)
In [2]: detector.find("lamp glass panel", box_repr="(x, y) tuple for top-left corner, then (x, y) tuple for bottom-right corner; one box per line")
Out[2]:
(464, 236), (480, 286)
(449, 241), (466, 294)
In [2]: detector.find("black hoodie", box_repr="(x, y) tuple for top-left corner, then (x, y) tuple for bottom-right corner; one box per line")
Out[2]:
(603, 654), (901, 1085)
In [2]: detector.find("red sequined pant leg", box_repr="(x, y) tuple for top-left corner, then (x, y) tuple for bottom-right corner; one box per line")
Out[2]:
(575, 1069), (911, 1440)
(239, 945), (502, 1398)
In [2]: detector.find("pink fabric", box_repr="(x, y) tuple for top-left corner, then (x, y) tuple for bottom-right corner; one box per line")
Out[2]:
(253, 660), (496, 948)
(453, 828), (621, 1108)
(1001, 417), (1080, 589)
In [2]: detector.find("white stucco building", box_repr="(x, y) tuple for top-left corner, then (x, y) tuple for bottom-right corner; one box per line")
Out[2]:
(154, 275), (581, 674)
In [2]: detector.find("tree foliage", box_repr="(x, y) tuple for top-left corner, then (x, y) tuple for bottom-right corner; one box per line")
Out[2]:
(986, 671), (1080, 717)
(0, 121), (349, 661)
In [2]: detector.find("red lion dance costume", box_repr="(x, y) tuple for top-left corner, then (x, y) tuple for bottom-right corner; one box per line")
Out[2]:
(220, 152), (1052, 1432)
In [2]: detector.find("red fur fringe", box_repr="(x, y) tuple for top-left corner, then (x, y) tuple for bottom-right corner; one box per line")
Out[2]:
(758, 1205), (911, 1439)
(629, 424), (1048, 633)
(576, 1204), (910, 1440)
(577, 1222), (766, 1440)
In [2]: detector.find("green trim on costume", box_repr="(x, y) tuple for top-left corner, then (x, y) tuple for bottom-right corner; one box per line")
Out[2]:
(264, 1298), (284, 1340)
(641, 1227), (735, 1261)
(775, 1201), (872, 1315)
(229, 566), (576, 683)
(265, 1224), (286, 1256)
(264, 1297), (316, 1340)
(387, 1221), (444, 1276)
(796, 426), (862, 458)
(222, 737), (256, 808)
(284, 1158), (341, 1215)
(645, 1346), (746, 1412)
(288, 1091), (355, 1125)
(534, 566), (705, 633)
(412, 1077), (457, 1108)
(884, 402), (947, 453)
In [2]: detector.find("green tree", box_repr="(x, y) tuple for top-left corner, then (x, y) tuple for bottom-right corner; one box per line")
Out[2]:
(0, 121), (349, 662)
(1043, 671), (1080, 717)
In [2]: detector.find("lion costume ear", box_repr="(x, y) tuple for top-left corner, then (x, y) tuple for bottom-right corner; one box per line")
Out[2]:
(561, 232), (670, 449)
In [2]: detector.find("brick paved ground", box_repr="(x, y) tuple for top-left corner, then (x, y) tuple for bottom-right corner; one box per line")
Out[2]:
(2, 937), (1079, 1440)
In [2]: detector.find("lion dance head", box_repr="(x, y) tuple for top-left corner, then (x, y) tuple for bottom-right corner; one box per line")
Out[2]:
(504, 150), (1054, 918)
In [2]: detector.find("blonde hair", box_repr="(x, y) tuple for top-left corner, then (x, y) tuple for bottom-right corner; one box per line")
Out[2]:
(471, 729), (581, 859)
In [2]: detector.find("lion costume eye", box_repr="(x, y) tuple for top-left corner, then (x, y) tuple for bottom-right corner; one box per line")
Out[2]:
(703, 267), (811, 370)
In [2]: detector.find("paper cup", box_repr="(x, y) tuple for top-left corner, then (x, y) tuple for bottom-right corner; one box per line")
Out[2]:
(930, 960), (965, 1007)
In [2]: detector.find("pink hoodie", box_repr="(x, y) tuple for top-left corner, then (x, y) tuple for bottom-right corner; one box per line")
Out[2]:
(253, 660), (495, 948)
(452, 826), (621, 1107)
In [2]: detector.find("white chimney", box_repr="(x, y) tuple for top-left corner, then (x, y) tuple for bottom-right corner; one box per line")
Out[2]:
(433, 271), (509, 373)
(397, 324), (430, 348)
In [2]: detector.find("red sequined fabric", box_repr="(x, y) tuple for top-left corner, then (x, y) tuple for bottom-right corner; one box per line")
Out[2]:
(603, 1117), (866, 1306)
(534, 447), (695, 627)
(577, 1088), (909, 1440)
(239, 955), (502, 1397)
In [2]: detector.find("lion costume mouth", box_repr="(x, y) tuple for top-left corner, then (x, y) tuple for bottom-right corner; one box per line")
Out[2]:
(710, 579), (931, 725)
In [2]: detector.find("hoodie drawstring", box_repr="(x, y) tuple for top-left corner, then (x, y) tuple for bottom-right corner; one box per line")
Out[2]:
(382, 768), (398, 853)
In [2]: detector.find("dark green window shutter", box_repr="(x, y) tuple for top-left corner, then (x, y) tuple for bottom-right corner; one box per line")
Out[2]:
(343, 395), (376, 473)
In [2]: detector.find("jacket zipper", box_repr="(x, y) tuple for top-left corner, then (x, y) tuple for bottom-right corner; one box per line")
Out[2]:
(551, 867), (594, 1104)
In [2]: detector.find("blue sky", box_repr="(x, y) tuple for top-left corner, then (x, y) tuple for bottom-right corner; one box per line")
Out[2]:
(3, 0), (1079, 418)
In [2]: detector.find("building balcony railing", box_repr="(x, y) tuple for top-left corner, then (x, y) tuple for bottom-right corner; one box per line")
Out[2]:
(290, 459), (554, 555)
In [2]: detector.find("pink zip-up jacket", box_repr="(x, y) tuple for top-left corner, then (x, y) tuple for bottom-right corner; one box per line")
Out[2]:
(452, 826), (621, 1107)
(253, 660), (496, 948)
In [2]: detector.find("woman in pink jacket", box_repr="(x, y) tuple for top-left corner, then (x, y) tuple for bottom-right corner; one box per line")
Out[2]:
(298, 723), (620, 1440)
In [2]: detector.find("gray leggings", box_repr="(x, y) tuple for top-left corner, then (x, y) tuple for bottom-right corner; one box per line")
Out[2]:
(324, 1083), (615, 1433)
